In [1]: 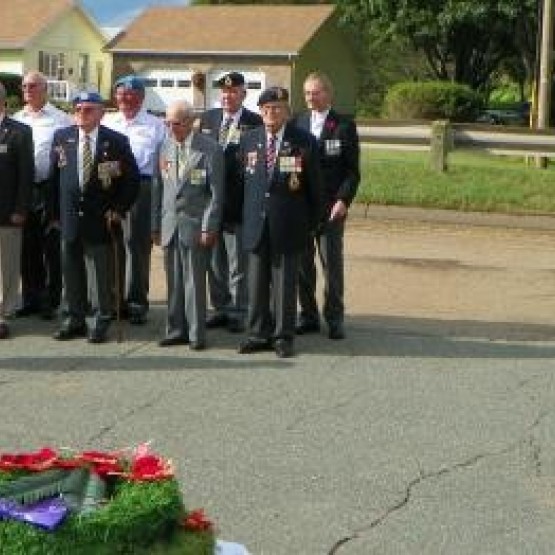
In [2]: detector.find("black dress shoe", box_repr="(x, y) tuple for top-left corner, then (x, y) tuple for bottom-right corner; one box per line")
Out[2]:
(238, 338), (273, 354)
(227, 318), (245, 333)
(41, 307), (55, 321)
(295, 321), (320, 335)
(87, 329), (107, 344)
(275, 339), (294, 358)
(328, 324), (345, 340)
(189, 341), (205, 351)
(206, 313), (229, 329)
(0, 322), (10, 340)
(158, 336), (189, 347)
(53, 323), (87, 340)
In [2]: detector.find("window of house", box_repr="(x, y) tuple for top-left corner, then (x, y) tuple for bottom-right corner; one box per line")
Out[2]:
(38, 51), (64, 79)
(177, 80), (191, 88)
(160, 79), (175, 87)
(78, 54), (89, 84)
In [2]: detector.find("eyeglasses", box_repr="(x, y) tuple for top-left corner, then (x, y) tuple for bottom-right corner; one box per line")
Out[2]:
(165, 120), (186, 127)
(21, 83), (40, 90)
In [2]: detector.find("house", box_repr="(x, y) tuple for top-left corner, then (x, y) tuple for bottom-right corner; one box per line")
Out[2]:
(108, 5), (357, 115)
(0, 0), (112, 102)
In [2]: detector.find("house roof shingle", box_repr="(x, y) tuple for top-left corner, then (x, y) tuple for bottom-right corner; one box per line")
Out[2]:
(0, 0), (75, 48)
(109, 5), (336, 55)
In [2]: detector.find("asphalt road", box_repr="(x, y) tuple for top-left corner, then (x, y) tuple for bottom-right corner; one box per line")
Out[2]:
(1, 208), (555, 554)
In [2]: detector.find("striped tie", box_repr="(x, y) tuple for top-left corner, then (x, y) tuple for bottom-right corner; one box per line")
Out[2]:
(219, 116), (233, 146)
(82, 134), (93, 187)
(266, 134), (277, 175)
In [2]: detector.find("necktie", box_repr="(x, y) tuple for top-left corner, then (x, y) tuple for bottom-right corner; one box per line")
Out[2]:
(82, 134), (93, 187)
(219, 116), (233, 146)
(177, 143), (189, 179)
(266, 134), (277, 175)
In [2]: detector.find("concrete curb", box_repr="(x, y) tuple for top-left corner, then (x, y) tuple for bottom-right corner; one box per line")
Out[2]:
(350, 203), (555, 231)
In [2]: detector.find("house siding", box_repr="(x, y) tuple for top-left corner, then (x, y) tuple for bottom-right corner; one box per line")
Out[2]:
(17, 9), (111, 98)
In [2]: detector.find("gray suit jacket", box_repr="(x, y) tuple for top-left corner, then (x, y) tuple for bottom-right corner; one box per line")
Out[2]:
(152, 132), (224, 248)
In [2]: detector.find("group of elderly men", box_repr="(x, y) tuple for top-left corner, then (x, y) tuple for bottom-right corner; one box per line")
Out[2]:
(0, 68), (359, 357)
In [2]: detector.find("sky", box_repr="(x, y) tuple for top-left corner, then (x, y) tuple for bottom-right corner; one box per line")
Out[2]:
(81, 0), (188, 27)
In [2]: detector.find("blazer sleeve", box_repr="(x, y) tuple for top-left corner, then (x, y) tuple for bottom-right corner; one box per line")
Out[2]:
(203, 141), (224, 233)
(112, 134), (140, 216)
(336, 117), (360, 206)
(14, 122), (34, 217)
(46, 131), (62, 223)
(151, 144), (163, 235)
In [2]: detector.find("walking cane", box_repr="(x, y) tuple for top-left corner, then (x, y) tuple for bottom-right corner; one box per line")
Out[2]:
(108, 215), (123, 343)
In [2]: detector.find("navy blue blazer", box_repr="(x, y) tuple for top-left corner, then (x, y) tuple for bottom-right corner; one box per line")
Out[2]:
(199, 107), (262, 225)
(48, 125), (140, 244)
(0, 116), (33, 225)
(292, 109), (360, 212)
(239, 122), (322, 255)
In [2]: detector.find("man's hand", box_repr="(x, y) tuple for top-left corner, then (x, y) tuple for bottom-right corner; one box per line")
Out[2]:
(199, 231), (217, 248)
(10, 213), (25, 226)
(151, 232), (161, 247)
(329, 199), (347, 221)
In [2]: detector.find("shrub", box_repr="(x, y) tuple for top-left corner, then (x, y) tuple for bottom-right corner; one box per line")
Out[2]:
(382, 81), (483, 122)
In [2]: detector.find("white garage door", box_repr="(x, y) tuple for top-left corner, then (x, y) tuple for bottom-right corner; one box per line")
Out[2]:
(140, 70), (193, 114)
(206, 70), (265, 113)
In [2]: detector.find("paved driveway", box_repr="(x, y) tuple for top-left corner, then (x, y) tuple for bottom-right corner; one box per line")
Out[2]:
(1, 209), (555, 554)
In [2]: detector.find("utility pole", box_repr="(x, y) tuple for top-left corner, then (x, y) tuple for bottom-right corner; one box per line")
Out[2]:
(536, 0), (553, 167)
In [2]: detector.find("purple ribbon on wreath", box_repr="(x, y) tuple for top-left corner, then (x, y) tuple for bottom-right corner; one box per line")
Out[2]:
(0, 497), (68, 530)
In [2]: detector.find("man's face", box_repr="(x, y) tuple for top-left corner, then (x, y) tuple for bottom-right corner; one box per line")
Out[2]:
(260, 101), (289, 134)
(304, 78), (331, 112)
(73, 102), (104, 133)
(165, 111), (193, 142)
(220, 85), (245, 115)
(22, 78), (47, 110)
(114, 86), (143, 116)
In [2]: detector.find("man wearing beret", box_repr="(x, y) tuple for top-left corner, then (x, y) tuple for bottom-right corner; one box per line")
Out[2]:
(237, 86), (322, 358)
(103, 75), (166, 325)
(49, 92), (140, 343)
(0, 81), (33, 339)
(199, 72), (262, 334)
(292, 71), (360, 340)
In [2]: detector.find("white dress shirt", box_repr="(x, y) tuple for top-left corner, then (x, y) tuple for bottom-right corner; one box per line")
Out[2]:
(102, 109), (166, 176)
(310, 108), (330, 139)
(13, 103), (72, 182)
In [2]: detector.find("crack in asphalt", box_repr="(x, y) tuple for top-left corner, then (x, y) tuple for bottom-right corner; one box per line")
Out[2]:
(326, 410), (549, 555)
(85, 382), (196, 444)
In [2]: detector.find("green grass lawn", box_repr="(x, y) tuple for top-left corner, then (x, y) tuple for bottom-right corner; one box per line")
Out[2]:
(357, 149), (555, 214)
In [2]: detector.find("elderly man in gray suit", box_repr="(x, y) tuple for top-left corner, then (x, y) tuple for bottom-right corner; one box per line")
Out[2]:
(152, 100), (224, 350)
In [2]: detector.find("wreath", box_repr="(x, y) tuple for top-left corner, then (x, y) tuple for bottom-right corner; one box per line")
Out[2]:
(0, 445), (214, 555)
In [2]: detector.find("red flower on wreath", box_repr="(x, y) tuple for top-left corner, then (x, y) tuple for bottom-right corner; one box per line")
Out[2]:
(182, 508), (213, 532)
(0, 447), (58, 471)
(129, 454), (173, 481)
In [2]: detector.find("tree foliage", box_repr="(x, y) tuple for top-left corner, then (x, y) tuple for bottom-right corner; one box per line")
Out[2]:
(337, 0), (538, 92)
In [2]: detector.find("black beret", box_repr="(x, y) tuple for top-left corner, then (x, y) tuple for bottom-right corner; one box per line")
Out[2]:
(217, 72), (245, 88)
(258, 86), (289, 106)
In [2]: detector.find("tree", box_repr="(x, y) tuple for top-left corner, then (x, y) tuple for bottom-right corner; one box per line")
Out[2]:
(337, 0), (538, 92)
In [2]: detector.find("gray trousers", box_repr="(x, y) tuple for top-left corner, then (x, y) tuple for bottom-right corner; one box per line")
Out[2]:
(207, 223), (247, 321)
(298, 218), (345, 327)
(61, 238), (112, 332)
(123, 178), (152, 315)
(246, 226), (299, 342)
(164, 236), (208, 344)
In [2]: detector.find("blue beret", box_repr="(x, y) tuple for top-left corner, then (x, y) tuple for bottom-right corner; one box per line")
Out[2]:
(258, 86), (289, 106)
(114, 74), (145, 92)
(72, 91), (104, 104)
(217, 72), (245, 88)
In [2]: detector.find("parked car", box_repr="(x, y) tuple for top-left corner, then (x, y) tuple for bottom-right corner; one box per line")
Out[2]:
(476, 102), (530, 126)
